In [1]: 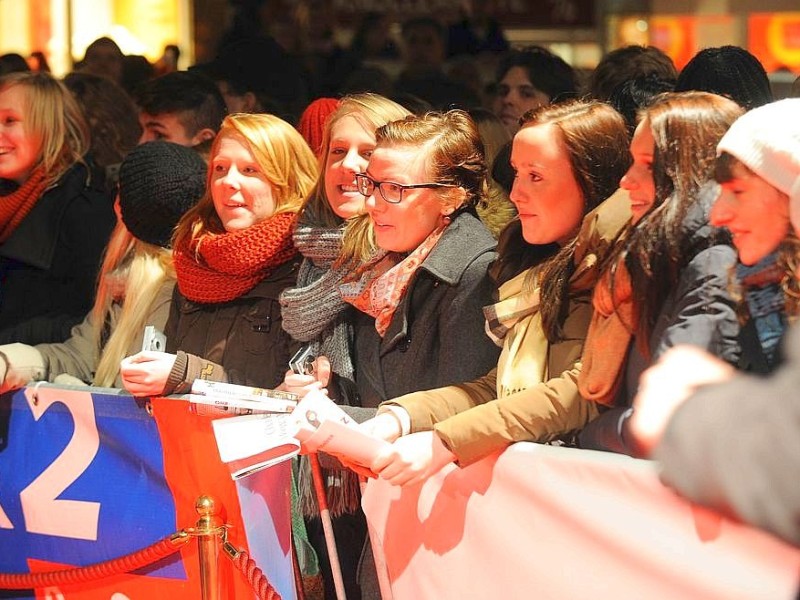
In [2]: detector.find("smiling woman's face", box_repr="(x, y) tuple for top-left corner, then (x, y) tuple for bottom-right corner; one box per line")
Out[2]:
(324, 114), (376, 220)
(0, 84), (42, 184)
(211, 135), (277, 232)
(619, 117), (657, 224)
(710, 161), (790, 266)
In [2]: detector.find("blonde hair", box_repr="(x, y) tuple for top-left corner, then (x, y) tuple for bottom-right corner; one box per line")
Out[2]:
(304, 93), (411, 227)
(304, 94), (410, 265)
(174, 113), (318, 248)
(0, 71), (90, 187)
(90, 222), (176, 386)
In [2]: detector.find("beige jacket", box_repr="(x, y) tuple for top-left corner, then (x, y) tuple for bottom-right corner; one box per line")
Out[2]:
(384, 189), (631, 465)
(0, 280), (175, 390)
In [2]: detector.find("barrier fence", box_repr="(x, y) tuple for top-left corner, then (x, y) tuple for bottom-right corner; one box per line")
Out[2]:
(362, 442), (800, 599)
(3, 383), (800, 599)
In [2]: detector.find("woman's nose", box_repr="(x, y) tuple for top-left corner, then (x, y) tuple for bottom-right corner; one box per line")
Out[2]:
(620, 169), (637, 191)
(342, 149), (364, 174)
(709, 192), (734, 226)
(222, 166), (241, 187)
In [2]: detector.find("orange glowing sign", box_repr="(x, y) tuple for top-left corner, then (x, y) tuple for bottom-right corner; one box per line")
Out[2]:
(750, 13), (800, 72)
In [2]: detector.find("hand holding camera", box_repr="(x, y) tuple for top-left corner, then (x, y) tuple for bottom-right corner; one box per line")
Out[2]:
(282, 345), (332, 399)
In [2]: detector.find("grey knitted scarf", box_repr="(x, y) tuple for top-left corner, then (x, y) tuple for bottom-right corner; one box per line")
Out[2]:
(280, 216), (361, 516)
(280, 220), (356, 382)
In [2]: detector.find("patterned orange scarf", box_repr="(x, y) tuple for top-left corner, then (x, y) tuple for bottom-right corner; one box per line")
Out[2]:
(0, 167), (48, 243)
(577, 260), (638, 406)
(340, 226), (445, 336)
(173, 212), (298, 304)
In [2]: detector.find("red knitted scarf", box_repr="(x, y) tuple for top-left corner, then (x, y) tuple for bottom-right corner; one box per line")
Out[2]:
(0, 167), (48, 243)
(173, 212), (298, 304)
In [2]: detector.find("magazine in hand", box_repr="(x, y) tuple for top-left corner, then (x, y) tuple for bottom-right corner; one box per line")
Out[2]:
(190, 379), (298, 416)
(292, 391), (391, 468)
(212, 412), (300, 479)
(211, 389), (390, 479)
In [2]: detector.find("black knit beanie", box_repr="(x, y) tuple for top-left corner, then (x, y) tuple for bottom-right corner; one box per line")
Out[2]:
(118, 141), (207, 248)
(675, 46), (773, 110)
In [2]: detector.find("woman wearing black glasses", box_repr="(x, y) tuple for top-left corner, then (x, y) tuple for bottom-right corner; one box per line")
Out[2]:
(362, 100), (631, 486)
(338, 109), (501, 411)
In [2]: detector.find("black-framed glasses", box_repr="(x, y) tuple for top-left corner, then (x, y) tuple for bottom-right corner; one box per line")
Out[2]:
(355, 173), (456, 204)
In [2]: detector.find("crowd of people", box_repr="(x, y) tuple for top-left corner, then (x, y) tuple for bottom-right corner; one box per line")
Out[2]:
(1, 23), (799, 599)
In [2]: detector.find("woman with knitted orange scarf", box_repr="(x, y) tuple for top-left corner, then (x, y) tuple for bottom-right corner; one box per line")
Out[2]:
(0, 71), (115, 344)
(120, 113), (318, 395)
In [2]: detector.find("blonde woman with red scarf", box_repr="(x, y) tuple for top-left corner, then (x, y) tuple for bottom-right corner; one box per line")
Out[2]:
(121, 113), (318, 395)
(0, 71), (115, 344)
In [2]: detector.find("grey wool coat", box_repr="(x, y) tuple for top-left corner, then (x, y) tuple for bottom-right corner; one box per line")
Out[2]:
(352, 210), (500, 409)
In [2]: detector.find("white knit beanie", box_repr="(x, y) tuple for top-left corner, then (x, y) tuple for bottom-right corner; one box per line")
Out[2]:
(717, 98), (800, 232)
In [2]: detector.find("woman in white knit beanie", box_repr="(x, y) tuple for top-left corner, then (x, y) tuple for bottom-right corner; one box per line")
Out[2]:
(711, 97), (800, 256)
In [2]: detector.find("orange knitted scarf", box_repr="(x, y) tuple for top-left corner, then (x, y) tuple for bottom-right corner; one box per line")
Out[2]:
(173, 212), (298, 304)
(577, 260), (638, 406)
(0, 167), (48, 243)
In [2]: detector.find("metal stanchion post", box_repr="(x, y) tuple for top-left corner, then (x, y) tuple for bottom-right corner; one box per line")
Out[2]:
(195, 495), (224, 600)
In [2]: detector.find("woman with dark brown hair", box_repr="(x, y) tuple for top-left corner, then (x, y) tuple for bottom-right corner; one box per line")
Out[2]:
(362, 100), (631, 485)
(577, 91), (745, 455)
(63, 71), (141, 191)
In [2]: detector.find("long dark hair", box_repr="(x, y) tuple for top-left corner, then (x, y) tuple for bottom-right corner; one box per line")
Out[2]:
(492, 100), (630, 342)
(619, 91), (744, 345)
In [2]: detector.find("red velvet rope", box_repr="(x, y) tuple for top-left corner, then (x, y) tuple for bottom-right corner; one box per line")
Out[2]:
(231, 549), (282, 600)
(0, 534), (189, 590)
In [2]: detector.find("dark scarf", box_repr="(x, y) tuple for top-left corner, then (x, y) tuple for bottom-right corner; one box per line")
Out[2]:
(174, 212), (297, 303)
(737, 252), (786, 367)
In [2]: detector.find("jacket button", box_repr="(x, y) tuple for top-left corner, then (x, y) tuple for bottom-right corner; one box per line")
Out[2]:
(398, 337), (411, 352)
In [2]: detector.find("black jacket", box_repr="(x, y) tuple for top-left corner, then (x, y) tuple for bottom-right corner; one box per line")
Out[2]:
(0, 162), (115, 345)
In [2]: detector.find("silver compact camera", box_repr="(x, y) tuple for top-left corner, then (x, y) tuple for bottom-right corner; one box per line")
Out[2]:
(289, 345), (316, 376)
(141, 325), (167, 352)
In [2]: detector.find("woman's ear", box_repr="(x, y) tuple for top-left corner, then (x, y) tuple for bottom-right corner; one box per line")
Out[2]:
(442, 187), (468, 215)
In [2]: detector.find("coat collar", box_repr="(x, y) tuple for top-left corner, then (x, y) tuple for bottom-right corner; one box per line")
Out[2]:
(379, 211), (496, 353)
(417, 211), (496, 286)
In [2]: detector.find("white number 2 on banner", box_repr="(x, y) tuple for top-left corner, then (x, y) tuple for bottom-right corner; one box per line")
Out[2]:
(0, 388), (100, 540)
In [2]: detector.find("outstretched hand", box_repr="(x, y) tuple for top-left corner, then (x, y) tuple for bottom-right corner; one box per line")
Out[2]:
(120, 351), (176, 397)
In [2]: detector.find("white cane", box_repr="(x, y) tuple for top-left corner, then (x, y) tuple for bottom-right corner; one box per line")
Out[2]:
(310, 453), (347, 600)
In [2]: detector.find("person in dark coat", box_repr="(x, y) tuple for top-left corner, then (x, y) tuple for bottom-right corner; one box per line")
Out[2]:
(629, 98), (800, 548)
(120, 113), (318, 395)
(0, 71), (115, 345)
(577, 92), (744, 455)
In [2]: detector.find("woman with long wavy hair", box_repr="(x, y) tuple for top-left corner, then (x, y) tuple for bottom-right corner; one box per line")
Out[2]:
(577, 91), (745, 455)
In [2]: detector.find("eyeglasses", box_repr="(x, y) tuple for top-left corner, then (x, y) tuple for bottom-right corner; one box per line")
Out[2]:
(354, 173), (456, 204)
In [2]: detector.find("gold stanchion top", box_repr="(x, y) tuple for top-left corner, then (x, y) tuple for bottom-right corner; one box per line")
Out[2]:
(195, 495), (218, 517)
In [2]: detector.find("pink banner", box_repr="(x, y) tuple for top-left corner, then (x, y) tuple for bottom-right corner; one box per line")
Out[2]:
(363, 444), (800, 599)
